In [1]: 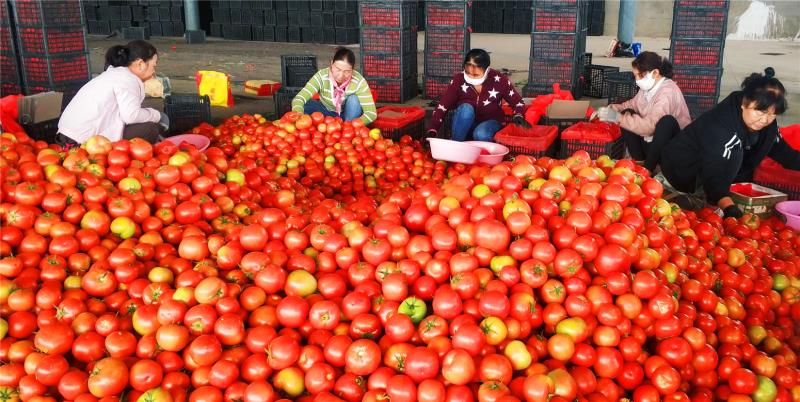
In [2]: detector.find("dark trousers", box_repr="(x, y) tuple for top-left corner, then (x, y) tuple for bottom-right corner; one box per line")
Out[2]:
(56, 122), (162, 147)
(621, 115), (680, 173)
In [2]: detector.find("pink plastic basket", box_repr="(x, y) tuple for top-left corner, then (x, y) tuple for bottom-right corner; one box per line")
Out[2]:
(775, 201), (800, 231)
(464, 141), (509, 165)
(165, 134), (210, 152)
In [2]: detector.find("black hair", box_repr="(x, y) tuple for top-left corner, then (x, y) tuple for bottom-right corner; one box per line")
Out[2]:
(332, 47), (356, 67)
(105, 40), (157, 69)
(631, 51), (673, 78)
(741, 67), (787, 115)
(463, 49), (491, 70)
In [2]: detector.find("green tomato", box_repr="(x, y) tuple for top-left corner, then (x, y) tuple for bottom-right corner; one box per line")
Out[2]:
(772, 274), (789, 291)
(398, 296), (428, 324)
(751, 376), (777, 402)
(226, 168), (245, 185)
(110, 216), (136, 239)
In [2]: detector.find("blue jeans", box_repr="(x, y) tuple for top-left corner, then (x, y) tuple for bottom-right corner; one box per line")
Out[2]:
(451, 103), (503, 142)
(303, 94), (362, 122)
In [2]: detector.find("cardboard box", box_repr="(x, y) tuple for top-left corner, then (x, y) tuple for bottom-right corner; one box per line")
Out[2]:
(730, 183), (788, 219)
(546, 100), (591, 119)
(17, 92), (63, 125)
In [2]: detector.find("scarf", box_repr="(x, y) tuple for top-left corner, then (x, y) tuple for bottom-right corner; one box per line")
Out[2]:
(330, 74), (351, 115)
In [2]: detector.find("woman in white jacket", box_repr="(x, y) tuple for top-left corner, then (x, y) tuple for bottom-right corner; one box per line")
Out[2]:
(57, 40), (169, 146)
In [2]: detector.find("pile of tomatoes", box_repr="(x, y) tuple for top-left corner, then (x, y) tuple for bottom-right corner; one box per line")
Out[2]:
(0, 111), (799, 402)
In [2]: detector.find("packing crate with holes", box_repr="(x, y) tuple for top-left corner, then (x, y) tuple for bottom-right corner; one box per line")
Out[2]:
(494, 124), (559, 158)
(754, 124), (800, 200)
(730, 183), (788, 219)
(559, 121), (624, 159)
(370, 106), (426, 142)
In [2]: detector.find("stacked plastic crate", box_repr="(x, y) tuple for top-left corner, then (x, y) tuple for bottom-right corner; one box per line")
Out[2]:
(1, 0), (22, 97)
(359, 0), (418, 103)
(423, 1), (470, 100)
(670, 0), (729, 119)
(273, 55), (318, 118)
(523, 0), (589, 98)
(10, 0), (91, 105)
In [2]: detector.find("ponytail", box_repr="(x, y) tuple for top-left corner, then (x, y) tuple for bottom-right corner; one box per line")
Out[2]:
(104, 40), (158, 70)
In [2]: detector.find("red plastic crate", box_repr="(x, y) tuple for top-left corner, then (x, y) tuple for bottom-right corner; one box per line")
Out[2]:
(674, 0), (729, 9)
(362, 53), (417, 80)
(425, 26), (469, 53)
(672, 8), (727, 38)
(426, 2), (470, 26)
(370, 106), (426, 141)
(12, 0), (83, 26)
(359, 1), (416, 28)
(425, 51), (464, 78)
(360, 27), (417, 54)
(533, 8), (579, 33)
(673, 68), (722, 97)
(21, 52), (90, 85)
(424, 75), (452, 100)
(670, 39), (724, 67)
(530, 32), (579, 60)
(561, 122), (621, 141)
(16, 26), (87, 55)
(494, 124), (559, 157)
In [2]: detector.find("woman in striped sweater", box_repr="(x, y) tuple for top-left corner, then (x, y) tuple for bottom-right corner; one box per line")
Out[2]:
(291, 48), (377, 125)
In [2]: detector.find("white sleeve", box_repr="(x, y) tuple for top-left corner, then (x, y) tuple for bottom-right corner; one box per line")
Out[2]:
(114, 80), (161, 125)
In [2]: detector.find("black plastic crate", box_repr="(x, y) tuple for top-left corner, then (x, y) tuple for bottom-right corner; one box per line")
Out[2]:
(274, 0), (287, 11)
(425, 51), (464, 77)
(20, 52), (91, 87)
(25, 81), (84, 107)
(298, 9), (310, 26)
(288, 26), (301, 43)
(310, 13), (322, 27)
(252, 26), (264, 41)
(362, 52), (417, 80)
(287, 11), (299, 26)
(526, 58), (582, 90)
(674, 0), (730, 9)
(22, 118), (59, 143)
(503, 9), (515, 33)
(322, 12), (334, 27)
(276, 11), (288, 26)
(12, 0), (84, 26)
(514, 12), (531, 34)
(230, 8), (242, 24)
(323, 0), (336, 11)
(425, 26), (469, 53)
(606, 71), (637, 105)
(264, 25), (276, 41)
(159, 7), (171, 21)
(541, 116), (588, 134)
(672, 67), (723, 97)
(122, 26), (151, 40)
(241, 10), (254, 26)
(672, 7), (728, 38)
(83, 5), (97, 21)
(335, 28), (359, 44)
(95, 20), (110, 35)
(670, 38), (724, 68)
(530, 32), (582, 60)
(118, 6), (130, 20)
(533, 0), (586, 9)
(533, 6), (581, 33)
(273, 87), (300, 118)
(164, 94), (212, 136)
(281, 55), (318, 88)
(336, 0), (358, 12)
(210, 22), (222, 37)
(426, 1), (470, 27)
(370, 77), (418, 103)
(684, 95), (718, 119)
(300, 27), (314, 43)
(15, 25), (87, 55)
(149, 21), (162, 36)
(423, 74), (453, 100)
(584, 64), (620, 98)
(310, 1), (323, 11)
(277, 27), (290, 43)
(131, 6), (145, 21)
(147, 6), (160, 21)
(359, 0), (417, 28)
(361, 27), (417, 54)
(264, 9), (276, 25)
(323, 28), (336, 44)
(559, 135), (625, 159)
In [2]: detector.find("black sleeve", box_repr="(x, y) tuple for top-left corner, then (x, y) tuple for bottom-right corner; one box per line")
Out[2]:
(768, 129), (800, 170)
(699, 130), (741, 205)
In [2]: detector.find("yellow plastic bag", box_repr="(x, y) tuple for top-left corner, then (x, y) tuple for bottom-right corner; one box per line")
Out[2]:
(196, 70), (233, 107)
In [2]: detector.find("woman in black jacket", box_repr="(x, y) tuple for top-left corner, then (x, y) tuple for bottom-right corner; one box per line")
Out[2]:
(659, 68), (800, 218)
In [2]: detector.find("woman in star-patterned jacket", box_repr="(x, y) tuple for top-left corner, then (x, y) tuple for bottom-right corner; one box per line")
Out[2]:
(427, 49), (527, 142)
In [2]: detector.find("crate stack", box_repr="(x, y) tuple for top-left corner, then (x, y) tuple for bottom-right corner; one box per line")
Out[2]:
(472, 1), (531, 34)
(273, 55), (317, 118)
(423, 1), (470, 100)
(523, 0), (589, 98)
(9, 0), (91, 104)
(1, 0), (22, 97)
(359, 0), (418, 103)
(82, 0), (184, 37)
(670, 0), (729, 118)
(209, 1), (359, 44)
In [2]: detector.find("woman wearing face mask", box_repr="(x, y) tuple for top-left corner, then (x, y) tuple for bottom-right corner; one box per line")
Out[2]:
(658, 68), (800, 217)
(595, 51), (691, 174)
(291, 48), (377, 125)
(427, 49), (527, 142)
(57, 40), (168, 147)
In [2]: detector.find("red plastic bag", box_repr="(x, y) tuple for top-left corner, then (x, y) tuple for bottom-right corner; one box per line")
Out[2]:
(0, 95), (24, 134)
(561, 122), (621, 142)
(523, 84), (593, 125)
(780, 124), (800, 149)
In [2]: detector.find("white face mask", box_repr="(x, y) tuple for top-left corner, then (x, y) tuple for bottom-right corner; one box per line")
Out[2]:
(636, 71), (656, 91)
(464, 68), (489, 86)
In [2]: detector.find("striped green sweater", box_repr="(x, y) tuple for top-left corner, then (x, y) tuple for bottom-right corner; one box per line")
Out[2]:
(291, 68), (377, 125)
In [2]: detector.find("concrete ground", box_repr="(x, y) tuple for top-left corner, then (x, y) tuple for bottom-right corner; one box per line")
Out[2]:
(87, 34), (800, 126)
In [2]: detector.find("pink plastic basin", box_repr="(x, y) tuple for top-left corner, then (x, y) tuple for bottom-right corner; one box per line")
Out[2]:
(165, 134), (210, 152)
(465, 141), (509, 165)
(427, 138), (481, 164)
(775, 201), (800, 231)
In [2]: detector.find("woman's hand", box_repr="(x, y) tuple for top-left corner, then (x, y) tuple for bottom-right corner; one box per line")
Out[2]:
(597, 107), (620, 123)
(512, 114), (530, 128)
(159, 112), (170, 131)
